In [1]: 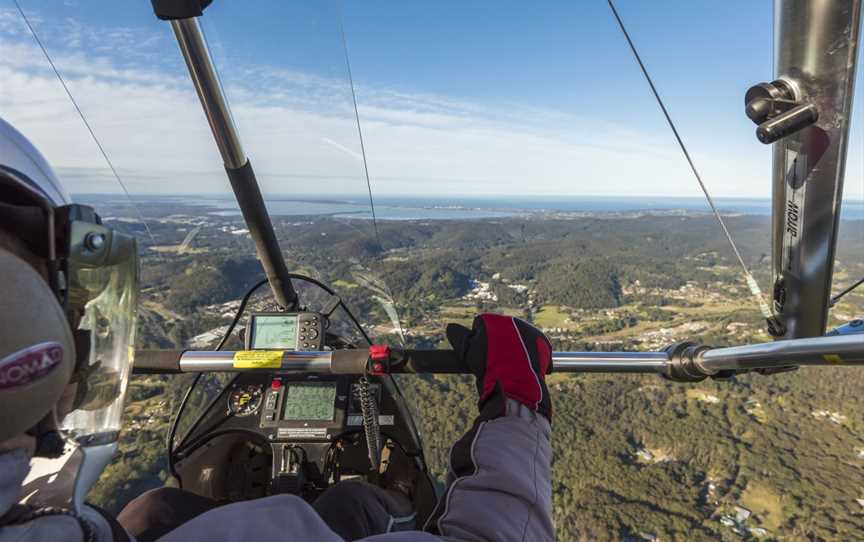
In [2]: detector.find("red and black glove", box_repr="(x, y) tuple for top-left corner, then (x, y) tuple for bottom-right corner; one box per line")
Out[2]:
(447, 314), (552, 421)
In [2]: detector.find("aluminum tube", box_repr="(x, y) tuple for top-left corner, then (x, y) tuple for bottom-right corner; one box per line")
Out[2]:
(552, 352), (670, 373)
(171, 18), (246, 169)
(700, 334), (864, 371)
(173, 350), (670, 374)
(179, 350), (333, 372)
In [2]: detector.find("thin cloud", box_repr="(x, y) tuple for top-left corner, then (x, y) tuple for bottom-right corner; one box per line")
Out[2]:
(320, 137), (363, 161)
(0, 6), (860, 200)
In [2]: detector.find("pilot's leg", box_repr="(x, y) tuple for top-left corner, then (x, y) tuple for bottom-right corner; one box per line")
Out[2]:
(117, 487), (220, 542)
(312, 480), (415, 541)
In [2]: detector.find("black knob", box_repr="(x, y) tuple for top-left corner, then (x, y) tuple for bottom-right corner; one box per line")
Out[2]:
(746, 97), (772, 124)
(756, 103), (818, 144)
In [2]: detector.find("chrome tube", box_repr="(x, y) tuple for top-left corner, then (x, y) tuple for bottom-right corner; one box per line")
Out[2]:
(552, 352), (669, 373)
(179, 350), (333, 372)
(770, 0), (862, 338)
(700, 334), (864, 371)
(171, 18), (245, 169)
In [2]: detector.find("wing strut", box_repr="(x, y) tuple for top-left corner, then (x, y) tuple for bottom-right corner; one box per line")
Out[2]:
(155, 10), (300, 310)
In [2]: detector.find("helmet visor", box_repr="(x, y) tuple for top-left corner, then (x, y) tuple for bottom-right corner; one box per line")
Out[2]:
(59, 220), (138, 445)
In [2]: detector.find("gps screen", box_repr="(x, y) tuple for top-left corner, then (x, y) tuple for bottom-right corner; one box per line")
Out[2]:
(250, 315), (298, 349)
(282, 383), (337, 421)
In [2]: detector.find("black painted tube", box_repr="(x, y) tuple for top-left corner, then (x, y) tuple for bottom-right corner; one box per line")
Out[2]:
(134, 350), (184, 374)
(320, 349), (466, 374)
(329, 349), (466, 374)
(399, 349), (467, 373)
(225, 160), (299, 310)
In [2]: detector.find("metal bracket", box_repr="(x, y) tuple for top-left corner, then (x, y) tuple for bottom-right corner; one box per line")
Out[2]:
(745, 79), (818, 144)
(151, 0), (212, 21)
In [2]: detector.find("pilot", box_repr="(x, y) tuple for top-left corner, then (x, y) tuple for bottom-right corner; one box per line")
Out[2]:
(0, 117), (139, 542)
(0, 117), (554, 542)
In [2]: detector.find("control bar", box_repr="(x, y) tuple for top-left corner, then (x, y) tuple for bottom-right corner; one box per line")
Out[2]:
(134, 334), (863, 380)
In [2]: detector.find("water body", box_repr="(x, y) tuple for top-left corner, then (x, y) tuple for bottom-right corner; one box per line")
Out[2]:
(83, 194), (864, 220)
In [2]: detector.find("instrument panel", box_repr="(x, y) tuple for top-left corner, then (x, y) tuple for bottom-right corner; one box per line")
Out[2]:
(191, 372), (412, 451)
(259, 377), (348, 441)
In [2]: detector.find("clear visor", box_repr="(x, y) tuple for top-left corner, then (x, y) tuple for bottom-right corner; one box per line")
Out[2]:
(59, 221), (138, 446)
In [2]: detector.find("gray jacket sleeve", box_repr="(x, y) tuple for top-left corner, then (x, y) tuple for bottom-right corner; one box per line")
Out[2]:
(422, 398), (554, 542)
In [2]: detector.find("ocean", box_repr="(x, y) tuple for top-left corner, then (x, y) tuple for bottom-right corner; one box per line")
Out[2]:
(81, 194), (864, 221)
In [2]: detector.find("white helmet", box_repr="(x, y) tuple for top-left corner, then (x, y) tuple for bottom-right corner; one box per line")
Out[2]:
(0, 117), (74, 445)
(0, 117), (138, 512)
(0, 116), (71, 206)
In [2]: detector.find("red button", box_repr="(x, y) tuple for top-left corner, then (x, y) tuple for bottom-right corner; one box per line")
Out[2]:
(271, 379), (282, 390)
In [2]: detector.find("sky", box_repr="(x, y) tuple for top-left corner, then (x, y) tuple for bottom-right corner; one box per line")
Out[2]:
(0, 0), (861, 200)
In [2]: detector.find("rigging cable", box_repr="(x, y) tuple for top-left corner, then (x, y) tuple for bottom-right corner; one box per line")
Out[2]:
(13, 0), (159, 251)
(831, 95), (864, 309)
(830, 276), (864, 308)
(338, 13), (383, 250)
(606, 0), (773, 321)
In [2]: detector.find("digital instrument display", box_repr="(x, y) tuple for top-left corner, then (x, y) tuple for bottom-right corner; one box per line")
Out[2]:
(250, 314), (298, 349)
(282, 383), (337, 421)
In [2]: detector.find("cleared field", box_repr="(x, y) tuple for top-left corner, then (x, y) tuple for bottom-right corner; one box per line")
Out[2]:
(332, 279), (359, 290)
(438, 304), (476, 327)
(739, 482), (784, 530)
(149, 245), (208, 254)
(533, 305), (571, 328)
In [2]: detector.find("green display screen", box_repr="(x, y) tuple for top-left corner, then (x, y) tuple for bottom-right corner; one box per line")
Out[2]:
(282, 383), (337, 421)
(251, 315), (298, 349)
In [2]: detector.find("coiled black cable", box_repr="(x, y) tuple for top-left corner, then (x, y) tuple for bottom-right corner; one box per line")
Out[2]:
(358, 376), (382, 472)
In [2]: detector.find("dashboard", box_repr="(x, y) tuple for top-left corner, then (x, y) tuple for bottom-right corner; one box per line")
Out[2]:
(178, 371), (413, 452)
(170, 315), (438, 517)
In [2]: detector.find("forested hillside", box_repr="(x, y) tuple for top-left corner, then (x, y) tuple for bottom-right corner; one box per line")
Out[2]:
(91, 209), (864, 541)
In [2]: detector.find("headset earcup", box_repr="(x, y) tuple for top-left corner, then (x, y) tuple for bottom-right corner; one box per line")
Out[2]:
(0, 248), (75, 442)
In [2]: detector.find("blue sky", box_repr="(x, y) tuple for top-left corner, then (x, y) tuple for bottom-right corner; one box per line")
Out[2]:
(0, 0), (861, 200)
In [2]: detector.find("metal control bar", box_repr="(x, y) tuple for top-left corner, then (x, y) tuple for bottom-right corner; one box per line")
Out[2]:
(133, 334), (864, 380)
(552, 352), (669, 373)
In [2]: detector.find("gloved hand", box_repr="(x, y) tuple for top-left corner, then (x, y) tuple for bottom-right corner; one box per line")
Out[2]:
(447, 314), (552, 421)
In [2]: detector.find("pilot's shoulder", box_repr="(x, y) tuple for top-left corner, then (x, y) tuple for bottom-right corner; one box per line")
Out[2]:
(158, 494), (344, 542)
(360, 532), (443, 541)
(0, 514), (85, 542)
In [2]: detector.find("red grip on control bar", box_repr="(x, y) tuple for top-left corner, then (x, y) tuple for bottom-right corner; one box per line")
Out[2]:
(369, 344), (391, 361)
(369, 344), (391, 375)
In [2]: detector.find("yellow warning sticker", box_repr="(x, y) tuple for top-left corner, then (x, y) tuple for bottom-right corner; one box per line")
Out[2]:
(233, 350), (283, 369)
(823, 354), (843, 364)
